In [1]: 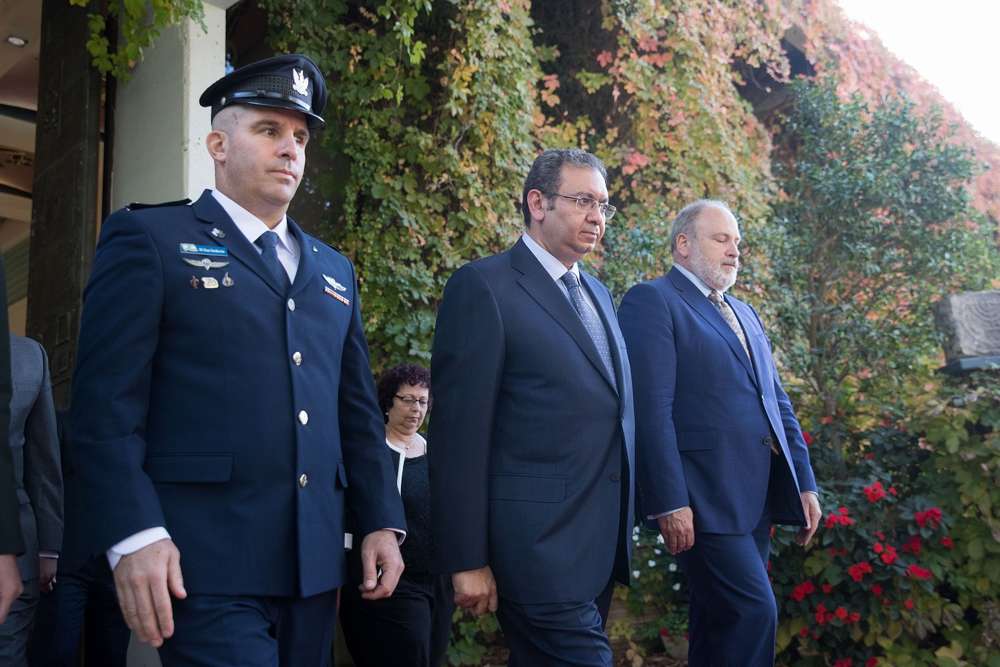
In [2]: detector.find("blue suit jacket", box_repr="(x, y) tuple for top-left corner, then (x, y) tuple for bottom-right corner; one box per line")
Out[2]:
(429, 239), (635, 604)
(69, 190), (404, 597)
(618, 268), (816, 534)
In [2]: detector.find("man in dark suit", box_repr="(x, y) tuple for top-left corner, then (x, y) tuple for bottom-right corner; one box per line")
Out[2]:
(429, 149), (635, 666)
(618, 199), (821, 666)
(70, 54), (406, 664)
(0, 335), (61, 665)
(0, 257), (24, 625)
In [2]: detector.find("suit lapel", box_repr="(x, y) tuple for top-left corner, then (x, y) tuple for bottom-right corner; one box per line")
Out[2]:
(192, 191), (285, 296)
(667, 268), (756, 383)
(286, 219), (317, 298)
(511, 240), (617, 393)
(581, 271), (623, 395)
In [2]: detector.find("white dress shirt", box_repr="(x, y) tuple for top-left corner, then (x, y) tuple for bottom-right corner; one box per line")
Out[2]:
(520, 233), (599, 313)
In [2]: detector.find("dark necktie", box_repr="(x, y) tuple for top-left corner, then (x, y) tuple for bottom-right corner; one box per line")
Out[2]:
(255, 230), (290, 293)
(708, 289), (749, 359)
(560, 271), (617, 389)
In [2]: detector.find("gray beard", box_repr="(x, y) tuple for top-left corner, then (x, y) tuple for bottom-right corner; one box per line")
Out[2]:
(689, 247), (737, 292)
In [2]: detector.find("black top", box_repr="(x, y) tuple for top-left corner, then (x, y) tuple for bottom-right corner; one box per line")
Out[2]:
(390, 449), (433, 574)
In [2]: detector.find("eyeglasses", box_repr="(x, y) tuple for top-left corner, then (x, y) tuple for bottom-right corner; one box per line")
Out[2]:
(395, 394), (429, 408)
(548, 193), (617, 220)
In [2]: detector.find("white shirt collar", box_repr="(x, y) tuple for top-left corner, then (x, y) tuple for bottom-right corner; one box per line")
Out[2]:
(521, 232), (581, 283)
(674, 263), (720, 298)
(211, 189), (295, 253)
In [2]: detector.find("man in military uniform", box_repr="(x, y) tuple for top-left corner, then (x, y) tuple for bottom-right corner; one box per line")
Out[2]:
(69, 54), (406, 665)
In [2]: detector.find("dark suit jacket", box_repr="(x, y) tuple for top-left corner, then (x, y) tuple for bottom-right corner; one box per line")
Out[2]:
(8, 335), (61, 580)
(0, 257), (21, 556)
(429, 239), (635, 604)
(70, 190), (405, 597)
(619, 267), (816, 534)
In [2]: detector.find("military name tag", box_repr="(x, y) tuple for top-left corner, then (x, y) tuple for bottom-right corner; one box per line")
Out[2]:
(324, 286), (351, 306)
(179, 243), (228, 257)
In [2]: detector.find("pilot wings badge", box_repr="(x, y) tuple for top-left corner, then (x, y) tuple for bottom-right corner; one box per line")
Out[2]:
(183, 257), (230, 270)
(292, 69), (310, 97)
(323, 274), (347, 292)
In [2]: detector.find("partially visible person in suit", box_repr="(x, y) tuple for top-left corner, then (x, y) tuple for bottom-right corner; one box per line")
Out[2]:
(27, 410), (129, 667)
(340, 363), (454, 667)
(430, 148), (635, 666)
(0, 334), (61, 665)
(0, 257), (24, 625)
(618, 199), (821, 667)
(68, 54), (406, 663)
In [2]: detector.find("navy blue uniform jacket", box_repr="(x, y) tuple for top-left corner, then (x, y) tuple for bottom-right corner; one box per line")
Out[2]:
(429, 239), (635, 604)
(619, 268), (817, 533)
(70, 190), (404, 597)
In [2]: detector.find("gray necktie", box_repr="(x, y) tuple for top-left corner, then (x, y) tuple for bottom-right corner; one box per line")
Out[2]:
(708, 289), (749, 359)
(560, 272), (617, 388)
(255, 231), (290, 293)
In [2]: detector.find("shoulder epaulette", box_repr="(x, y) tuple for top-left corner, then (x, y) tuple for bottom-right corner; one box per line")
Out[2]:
(126, 198), (192, 211)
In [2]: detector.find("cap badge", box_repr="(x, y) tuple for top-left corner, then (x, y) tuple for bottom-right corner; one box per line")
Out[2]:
(292, 69), (310, 96)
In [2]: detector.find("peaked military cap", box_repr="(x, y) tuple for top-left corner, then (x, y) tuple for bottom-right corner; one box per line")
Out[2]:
(199, 54), (327, 129)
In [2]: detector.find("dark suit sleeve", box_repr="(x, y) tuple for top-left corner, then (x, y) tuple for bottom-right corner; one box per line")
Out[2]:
(428, 264), (503, 574)
(0, 257), (23, 555)
(618, 282), (691, 517)
(24, 342), (63, 554)
(337, 263), (406, 538)
(69, 212), (168, 552)
(748, 306), (817, 493)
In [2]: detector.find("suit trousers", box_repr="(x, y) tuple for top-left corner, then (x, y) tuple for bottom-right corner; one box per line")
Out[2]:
(27, 555), (130, 667)
(0, 578), (38, 667)
(676, 518), (775, 667)
(339, 571), (455, 667)
(157, 590), (338, 667)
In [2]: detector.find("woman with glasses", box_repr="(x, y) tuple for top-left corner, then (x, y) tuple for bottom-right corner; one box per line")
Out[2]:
(340, 364), (454, 667)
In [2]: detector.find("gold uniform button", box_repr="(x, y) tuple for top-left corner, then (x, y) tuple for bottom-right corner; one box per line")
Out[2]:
(292, 351), (302, 366)
(298, 410), (309, 425)
(298, 473), (308, 488)
(287, 298), (296, 311)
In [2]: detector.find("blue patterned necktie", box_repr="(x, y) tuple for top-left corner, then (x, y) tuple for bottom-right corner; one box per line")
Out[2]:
(255, 231), (290, 293)
(560, 271), (617, 389)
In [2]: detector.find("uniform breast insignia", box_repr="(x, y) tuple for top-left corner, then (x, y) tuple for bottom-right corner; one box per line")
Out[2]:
(202, 276), (220, 289)
(179, 243), (228, 257)
(210, 227), (226, 239)
(322, 274), (347, 292)
(190, 276), (200, 288)
(324, 286), (351, 306)
(183, 257), (230, 270)
(222, 272), (234, 287)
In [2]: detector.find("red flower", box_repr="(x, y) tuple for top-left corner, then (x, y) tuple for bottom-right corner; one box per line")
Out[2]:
(659, 627), (670, 637)
(821, 583), (833, 594)
(848, 562), (873, 582)
(915, 507), (942, 529)
(940, 535), (954, 549)
(849, 611), (861, 623)
(888, 486), (898, 496)
(873, 542), (884, 554)
(906, 564), (933, 580)
(834, 659), (853, 667)
(880, 545), (897, 565)
(904, 598), (914, 609)
(874, 531), (886, 541)
(799, 627), (809, 637)
(866, 659), (879, 667)
(835, 606), (849, 620)
(803, 431), (814, 446)
(902, 535), (922, 555)
(826, 508), (855, 528)
(863, 481), (886, 503)
(871, 584), (883, 597)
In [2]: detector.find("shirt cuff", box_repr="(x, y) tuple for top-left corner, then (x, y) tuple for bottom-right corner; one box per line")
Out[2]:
(39, 552), (59, 559)
(647, 507), (687, 520)
(107, 527), (171, 570)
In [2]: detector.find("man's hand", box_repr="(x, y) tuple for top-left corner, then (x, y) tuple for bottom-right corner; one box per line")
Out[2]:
(113, 538), (186, 648)
(452, 566), (497, 616)
(657, 507), (695, 555)
(796, 492), (822, 547)
(39, 557), (57, 593)
(0, 554), (23, 624)
(359, 529), (404, 600)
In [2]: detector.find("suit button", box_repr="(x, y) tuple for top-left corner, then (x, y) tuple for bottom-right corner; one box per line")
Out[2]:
(298, 473), (308, 488)
(292, 351), (302, 366)
(762, 436), (774, 449)
(610, 473), (620, 482)
(287, 298), (296, 311)
(298, 410), (309, 425)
